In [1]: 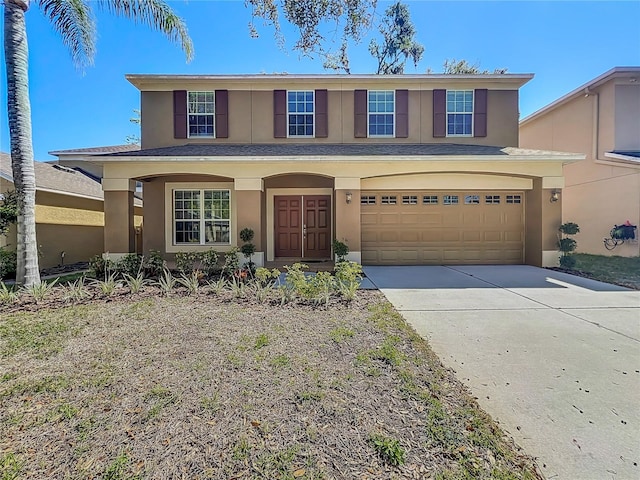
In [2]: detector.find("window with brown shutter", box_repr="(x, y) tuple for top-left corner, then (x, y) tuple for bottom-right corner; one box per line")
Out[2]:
(173, 90), (187, 139)
(273, 90), (286, 138)
(473, 89), (487, 137)
(215, 90), (228, 138)
(354, 89), (367, 138)
(433, 89), (446, 138)
(395, 89), (408, 138)
(315, 89), (328, 138)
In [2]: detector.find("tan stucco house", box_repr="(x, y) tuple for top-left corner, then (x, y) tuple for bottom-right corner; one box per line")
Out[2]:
(94, 74), (582, 267)
(0, 152), (142, 270)
(520, 67), (640, 257)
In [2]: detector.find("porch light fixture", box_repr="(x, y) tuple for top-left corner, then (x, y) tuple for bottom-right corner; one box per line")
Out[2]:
(550, 189), (560, 203)
(346, 192), (352, 204)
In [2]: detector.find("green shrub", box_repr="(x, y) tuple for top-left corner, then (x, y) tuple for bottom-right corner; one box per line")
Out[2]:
(0, 247), (17, 280)
(558, 222), (580, 270)
(222, 247), (240, 277)
(335, 261), (363, 301)
(143, 250), (165, 278)
(175, 251), (198, 275)
(88, 255), (115, 279)
(116, 253), (142, 277)
(200, 249), (219, 277)
(333, 239), (349, 263)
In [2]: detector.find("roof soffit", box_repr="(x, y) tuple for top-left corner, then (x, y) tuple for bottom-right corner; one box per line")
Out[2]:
(126, 74), (534, 92)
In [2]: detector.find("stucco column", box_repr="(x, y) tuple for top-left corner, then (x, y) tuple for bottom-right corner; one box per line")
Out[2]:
(525, 177), (563, 267)
(335, 178), (361, 263)
(102, 178), (136, 258)
(234, 178), (264, 267)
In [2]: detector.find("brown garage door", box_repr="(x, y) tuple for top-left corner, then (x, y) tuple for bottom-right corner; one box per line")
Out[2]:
(361, 191), (524, 265)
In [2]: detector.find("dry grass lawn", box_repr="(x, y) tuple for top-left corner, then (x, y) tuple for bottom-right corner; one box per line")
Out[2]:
(1, 289), (541, 479)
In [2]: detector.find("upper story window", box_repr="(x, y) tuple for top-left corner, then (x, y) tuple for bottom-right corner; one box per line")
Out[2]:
(188, 92), (215, 137)
(288, 91), (314, 137)
(447, 90), (473, 136)
(368, 91), (395, 137)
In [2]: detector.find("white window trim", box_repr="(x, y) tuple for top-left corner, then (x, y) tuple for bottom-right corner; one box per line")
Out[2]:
(287, 90), (315, 138)
(164, 182), (236, 253)
(446, 90), (474, 138)
(187, 91), (216, 139)
(367, 90), (395, 138)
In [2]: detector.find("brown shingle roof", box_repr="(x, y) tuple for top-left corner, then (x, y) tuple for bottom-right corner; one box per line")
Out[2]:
(101, 143), (578, 158)
(1, 152), (103, 200)
(48, 144), (140, 155)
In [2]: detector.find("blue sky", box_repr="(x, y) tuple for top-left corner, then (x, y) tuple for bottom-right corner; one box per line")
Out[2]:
(1, 0), (639, 160)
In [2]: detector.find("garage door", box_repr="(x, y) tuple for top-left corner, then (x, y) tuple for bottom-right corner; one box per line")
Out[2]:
(361, 191), (524, 265)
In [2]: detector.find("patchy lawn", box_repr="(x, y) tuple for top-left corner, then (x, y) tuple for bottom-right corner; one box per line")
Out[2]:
(1, 291), (541, 479)
(571, 253), (640, 290)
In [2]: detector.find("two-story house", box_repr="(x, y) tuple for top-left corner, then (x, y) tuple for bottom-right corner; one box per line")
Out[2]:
(520, 67), (640, 257)
(96, 74), (581, 267)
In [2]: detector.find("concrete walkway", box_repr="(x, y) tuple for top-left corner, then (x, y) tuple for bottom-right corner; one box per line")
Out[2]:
(363, 265), (640, 480)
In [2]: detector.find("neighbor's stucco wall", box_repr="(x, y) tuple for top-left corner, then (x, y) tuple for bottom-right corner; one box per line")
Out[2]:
(141, 88), (520, 149)
(520, 78), (640, 256)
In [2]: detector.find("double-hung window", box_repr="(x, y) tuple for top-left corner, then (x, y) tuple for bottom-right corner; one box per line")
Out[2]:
(368, 90), (394, 136)
(288, 91), (314, 137)
(447, 90), (473, 136)
(173, 189), (230, 245)
(188, 91), (215, 137)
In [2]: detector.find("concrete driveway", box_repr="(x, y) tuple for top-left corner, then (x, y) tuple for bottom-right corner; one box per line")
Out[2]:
(363, 265), (640, 480)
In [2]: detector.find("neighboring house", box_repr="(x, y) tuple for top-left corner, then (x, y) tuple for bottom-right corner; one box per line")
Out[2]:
(0, 152), (142, 270)
(92, 74), (582, 267)
(520, 67), (640, 257)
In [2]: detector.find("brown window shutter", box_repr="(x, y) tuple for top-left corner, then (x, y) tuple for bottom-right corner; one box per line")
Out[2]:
(433, 89), (446, 138)
(354, 89), (367, 138)
(173, 90), (187, 139)
(395, 89), (409, 138)
(274, 90), (287, 138)
(474, 89), (488, 137)
(215, 90), (228, 138)
(315, 89), (328, 138)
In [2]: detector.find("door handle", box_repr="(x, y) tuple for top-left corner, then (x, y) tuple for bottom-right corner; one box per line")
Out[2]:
(303, 224), (307, 238)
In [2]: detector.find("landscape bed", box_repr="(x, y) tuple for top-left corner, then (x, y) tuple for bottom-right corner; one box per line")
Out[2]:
(1, 287), (541, 479)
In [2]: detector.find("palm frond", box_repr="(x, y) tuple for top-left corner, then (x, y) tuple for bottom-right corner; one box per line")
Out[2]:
(38, 0), (97, 68)
(97, 0), (193, 62)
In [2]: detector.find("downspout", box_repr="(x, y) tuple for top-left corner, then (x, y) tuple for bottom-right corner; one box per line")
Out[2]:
(585, 87), (600, 161)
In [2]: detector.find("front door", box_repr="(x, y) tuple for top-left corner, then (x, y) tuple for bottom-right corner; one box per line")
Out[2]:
(275, 195), (331, 259)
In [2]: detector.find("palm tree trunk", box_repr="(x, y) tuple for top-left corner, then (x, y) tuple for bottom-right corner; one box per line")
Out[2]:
(4, 0), (41, 287)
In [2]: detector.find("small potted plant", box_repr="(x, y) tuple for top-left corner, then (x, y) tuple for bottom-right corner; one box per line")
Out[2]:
(558, 222), (580, 269)
(239, 227), (256, 274)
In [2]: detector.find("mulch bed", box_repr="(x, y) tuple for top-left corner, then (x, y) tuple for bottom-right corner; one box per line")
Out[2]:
(1, 289), (542, 479)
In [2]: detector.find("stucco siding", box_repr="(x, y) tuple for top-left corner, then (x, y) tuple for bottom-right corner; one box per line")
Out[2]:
(140, 87), (520, 148)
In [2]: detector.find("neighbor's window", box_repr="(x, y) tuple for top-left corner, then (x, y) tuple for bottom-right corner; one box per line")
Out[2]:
(173, 189), (230, 245)
(485, 195), (500, 204)
(381, 195), (397, 205)
(361, 195), (376, 205)
(368, 90), (395, 136)
(288, 91), (314, 137)
(447, 90), (473, 136)
(506, 195), (522, 204)
(402, 195), (418, 205)
(443, 195), (459, 205)
(465, 195), (480, 205)
(188, 92), (215, 137)
(423, 195), (438, 204)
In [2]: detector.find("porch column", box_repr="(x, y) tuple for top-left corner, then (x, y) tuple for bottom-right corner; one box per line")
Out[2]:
(335, 177), (361, 263)
(234, 178), (264, 267)
(102, 178), (136, 259)
(525, 177), (564, 267)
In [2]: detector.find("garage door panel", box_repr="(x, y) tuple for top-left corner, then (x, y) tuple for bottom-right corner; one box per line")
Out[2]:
(462, 231), (482, 242)
(361, 190), (524, 265)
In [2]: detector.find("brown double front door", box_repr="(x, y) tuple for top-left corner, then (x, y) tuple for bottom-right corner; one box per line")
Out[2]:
(275, 195), (331, 259)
